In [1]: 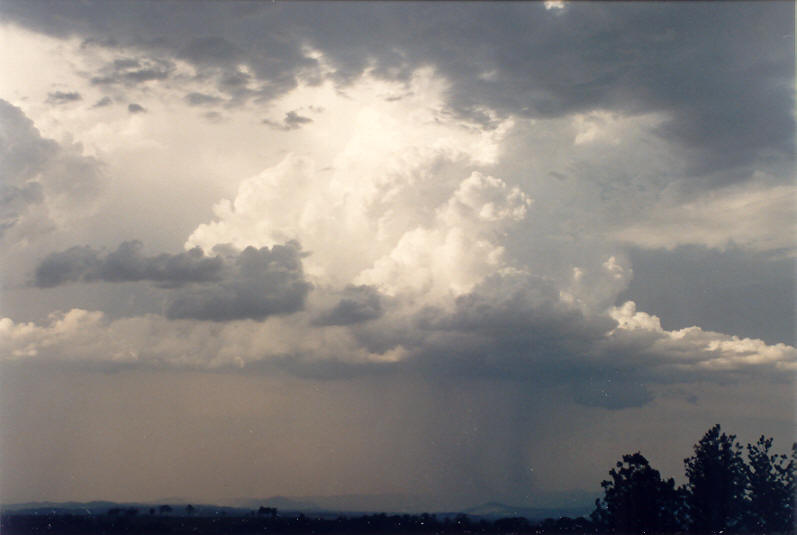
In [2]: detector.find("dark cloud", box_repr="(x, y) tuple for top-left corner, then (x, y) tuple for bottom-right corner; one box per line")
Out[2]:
(618, 245), (797, 346)
(90, 56), (174, 86)
(4, 1), (790, 183)
(313, 285), (384, 326)
(184, 92), (224, 106)
(328, 274), (650, 409)
(46, 91), (82, 104)
(165, 242), (311, 321)
(127, 103), (145, 113)
(263, 110), (313, 131)
(32, 240), (312, 321)
(179, 36), (243, 65)
(203, 111), (224, 123)
(34, 241), (223, 288)
(92, 96), (112, 107)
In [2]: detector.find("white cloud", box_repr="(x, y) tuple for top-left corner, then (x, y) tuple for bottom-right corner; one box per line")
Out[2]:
(607, 301), (797, 373)
(186, 67), (523, 303)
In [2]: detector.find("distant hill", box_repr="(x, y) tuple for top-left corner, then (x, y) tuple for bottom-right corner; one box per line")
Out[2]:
(2, 491), (597, 521)
(1, 501), (252, 517)
(463, 501), (593, 521)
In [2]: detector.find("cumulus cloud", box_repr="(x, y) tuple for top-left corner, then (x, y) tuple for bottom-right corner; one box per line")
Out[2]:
(313, 285), (384, 326)
(618, 245), (796, 346)
(90, 56), (174, 86)
(606, 301), (797, 374)
(263, 110), (313, 130)
(0, 99), (106, 241)
(165, 242), (311, 321)
(92, 96), (112, 107)
(32, 241), (312, 321)
(187, 69), (520, 296)
(33, 240), (223, 288)
(46, 90), (82, 104)
(184, 92), (224, 106)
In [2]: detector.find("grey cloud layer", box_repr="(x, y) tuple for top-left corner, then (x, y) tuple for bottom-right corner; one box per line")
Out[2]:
(166, 243), (311, 321)
(13, 264), (795, 409)
(34, 241), (311, 321)
(34, 241), (223, 288)
(3, 1), (791, 183)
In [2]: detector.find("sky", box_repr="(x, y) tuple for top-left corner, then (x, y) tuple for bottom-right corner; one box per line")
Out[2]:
(0, 0), (794, 512)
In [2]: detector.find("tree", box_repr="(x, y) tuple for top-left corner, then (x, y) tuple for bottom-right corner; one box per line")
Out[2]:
(745, 435), (793, 532)
(592, 452), (684, 533)
(684, 424), (747, 533)
(258, 506), (278, 518)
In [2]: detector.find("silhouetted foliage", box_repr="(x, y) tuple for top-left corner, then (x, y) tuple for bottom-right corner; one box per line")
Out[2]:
(592, 452), (684, 533)
(684, 424), (748, 533)
(745, 435), (794, 532)
(258, 505), (278, 517)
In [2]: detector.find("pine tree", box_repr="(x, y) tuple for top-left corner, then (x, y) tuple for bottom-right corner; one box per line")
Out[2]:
(745, 435), (793, 532)
(592, 452), (684, 533)
(684, 424), (747, 533)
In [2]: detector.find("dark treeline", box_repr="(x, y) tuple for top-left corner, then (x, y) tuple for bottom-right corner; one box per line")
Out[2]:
(1, 425), (794, 535)
(590, 424), (795, 534)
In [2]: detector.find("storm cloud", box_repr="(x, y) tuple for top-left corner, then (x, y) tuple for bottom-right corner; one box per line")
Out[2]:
(0, 0), (793, 510)
(2, 1), (791, 183)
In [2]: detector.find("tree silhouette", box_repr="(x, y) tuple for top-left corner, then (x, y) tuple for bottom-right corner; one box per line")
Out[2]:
(684, 424), (747, 533)
(745, 435), (796, 532)
(258, 506), (278, 518)
(592, 452), (684, 533)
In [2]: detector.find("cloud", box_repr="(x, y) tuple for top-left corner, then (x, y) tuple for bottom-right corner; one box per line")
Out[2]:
(4, 274), (795, 409)
(263, 110), (313, 131)
(618, 245), (796, 346)
(184, 92), (224, 107)
(165, 242), (311, 321)
(4, 2), (790, 182)
(92, 96), (113, 107)
(90, 56), (174, 86)
(32, 240), (312, 321)
(613, 181), (795, 254)
(46, 91), (82, 104)
(33, 240), (223, 288)
(313, 285), (384, 326)
(0, 99), (106, 242)
(127, 103), (146, 113)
